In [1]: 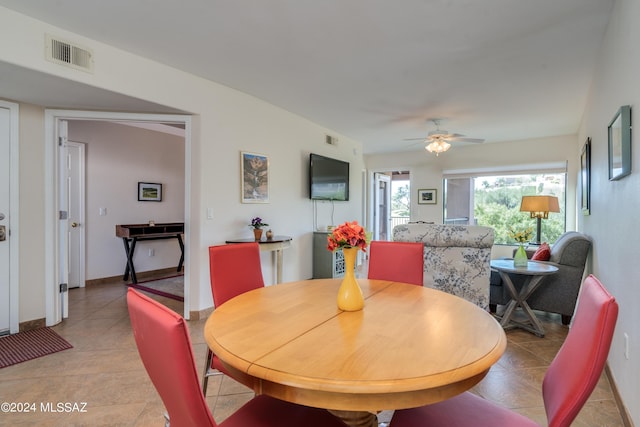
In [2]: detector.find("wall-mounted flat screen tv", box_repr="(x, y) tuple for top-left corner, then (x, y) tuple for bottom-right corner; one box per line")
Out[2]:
(309, 153), (349, 201)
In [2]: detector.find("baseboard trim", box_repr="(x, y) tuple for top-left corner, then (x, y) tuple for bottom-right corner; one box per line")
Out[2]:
(605, 364), (633, 427)
(86, 267), (180, 286)
(19, 318), (46, 332)
(189, 307), (214, 321)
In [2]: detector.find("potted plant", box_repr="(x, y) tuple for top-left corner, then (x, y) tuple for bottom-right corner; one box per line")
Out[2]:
(250, 217), (269, 240)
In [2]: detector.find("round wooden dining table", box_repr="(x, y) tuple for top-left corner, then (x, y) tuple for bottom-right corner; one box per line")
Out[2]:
(204, 278), (507, 427)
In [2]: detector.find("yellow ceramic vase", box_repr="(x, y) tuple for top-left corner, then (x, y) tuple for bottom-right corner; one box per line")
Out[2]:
(336, 247), (365, 311)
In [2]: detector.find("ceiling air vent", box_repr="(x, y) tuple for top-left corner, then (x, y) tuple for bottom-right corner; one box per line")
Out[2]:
(45, 34), (94, 73)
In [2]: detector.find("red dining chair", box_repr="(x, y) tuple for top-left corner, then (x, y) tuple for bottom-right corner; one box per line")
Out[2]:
(367, 241), (424, 286)
(127, 288), (348, 427)
(389, 274), (618, 427)
(203, 242), (265, 395)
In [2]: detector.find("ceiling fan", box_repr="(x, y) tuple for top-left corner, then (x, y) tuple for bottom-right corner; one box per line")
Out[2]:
(405, 119), (485, 155)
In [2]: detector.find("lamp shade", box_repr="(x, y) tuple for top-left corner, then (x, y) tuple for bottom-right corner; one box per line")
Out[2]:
(520, 195), (560, 218)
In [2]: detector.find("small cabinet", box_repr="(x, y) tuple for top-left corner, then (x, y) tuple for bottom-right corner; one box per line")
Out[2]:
(313, 232), (346, 278)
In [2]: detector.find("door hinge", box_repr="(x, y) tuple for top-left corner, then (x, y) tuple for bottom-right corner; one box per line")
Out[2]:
(59, 283), (68, 292)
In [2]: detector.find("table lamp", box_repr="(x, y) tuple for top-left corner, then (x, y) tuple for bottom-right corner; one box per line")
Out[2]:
(520, 195), (560, 244)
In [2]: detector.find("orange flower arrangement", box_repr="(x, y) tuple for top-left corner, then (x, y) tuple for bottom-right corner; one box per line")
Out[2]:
(326, 221), (371, 252)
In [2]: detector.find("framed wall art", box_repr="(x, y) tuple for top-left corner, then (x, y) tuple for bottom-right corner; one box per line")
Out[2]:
(241, 151), (269, 203)
(138, 182), (162, 202)
(417, 188), (437, 205)
(608, 105), (631, 181)
(580, 137), (591, 215)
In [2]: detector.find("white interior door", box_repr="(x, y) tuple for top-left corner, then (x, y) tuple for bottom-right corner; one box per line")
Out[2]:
(0, 106), (11, 334)
(373, 173), (391, 241)
(0, 100), (19, 334)
(67, 141), (86, 288)
(57, 120), (70, 318)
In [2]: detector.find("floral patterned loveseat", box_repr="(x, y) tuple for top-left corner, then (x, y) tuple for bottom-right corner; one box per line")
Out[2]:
(392, 223), (495, 310)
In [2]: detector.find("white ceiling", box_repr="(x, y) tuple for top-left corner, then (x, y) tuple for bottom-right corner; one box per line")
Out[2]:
(0, 0), (614, 154)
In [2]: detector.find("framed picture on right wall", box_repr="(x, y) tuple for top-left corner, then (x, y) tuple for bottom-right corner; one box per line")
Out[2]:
(608, 105), (631, 181)
(580, 137), (591, 215)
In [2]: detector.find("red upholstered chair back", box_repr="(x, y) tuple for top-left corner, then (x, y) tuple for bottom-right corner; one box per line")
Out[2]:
(127, 288), (216, 427)
(209, 243), (265, 307)
(367, 241), (424, 286)
(542, 274), (618, 427)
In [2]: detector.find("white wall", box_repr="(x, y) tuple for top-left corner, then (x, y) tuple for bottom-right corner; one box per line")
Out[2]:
(578, 0), (640, 422)
(366, 134), (578, 230)
(17, 103), (46, 323)
(0, 7), (364, 321)
(67, 120), (185, 280)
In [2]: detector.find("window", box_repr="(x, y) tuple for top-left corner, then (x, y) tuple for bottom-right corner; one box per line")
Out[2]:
(444, 173), (566, 244)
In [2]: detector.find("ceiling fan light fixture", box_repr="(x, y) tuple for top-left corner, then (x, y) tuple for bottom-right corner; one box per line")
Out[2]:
(425, 140), (451, 155)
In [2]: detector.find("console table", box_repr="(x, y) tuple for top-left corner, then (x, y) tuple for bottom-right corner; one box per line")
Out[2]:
(225, 235), (292, 284)
(116, 222), (184, 284)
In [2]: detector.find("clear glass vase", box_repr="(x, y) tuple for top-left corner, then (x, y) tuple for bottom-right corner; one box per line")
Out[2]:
(514, 244), (528, 268)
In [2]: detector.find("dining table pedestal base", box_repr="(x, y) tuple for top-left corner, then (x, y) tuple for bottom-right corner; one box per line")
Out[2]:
(328, 410), (377, 427)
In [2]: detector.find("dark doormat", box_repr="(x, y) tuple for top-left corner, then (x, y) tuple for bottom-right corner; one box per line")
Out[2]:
(0, 327), (73, 369)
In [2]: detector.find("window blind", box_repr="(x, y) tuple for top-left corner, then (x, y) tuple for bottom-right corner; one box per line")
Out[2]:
(442, 161), (568, 180)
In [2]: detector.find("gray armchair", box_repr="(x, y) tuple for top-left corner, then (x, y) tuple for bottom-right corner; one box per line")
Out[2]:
(490, 231), (592, 325)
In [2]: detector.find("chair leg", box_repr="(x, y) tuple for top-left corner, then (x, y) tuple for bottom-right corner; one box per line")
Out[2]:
(561, 314), (571, 325)
(202, 348), (214, 396)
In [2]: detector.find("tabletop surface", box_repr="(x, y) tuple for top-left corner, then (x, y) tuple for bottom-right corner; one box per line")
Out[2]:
(491, 259), (559, 275)
(204, 278), (507, 412)
(225, 235), (292, 244)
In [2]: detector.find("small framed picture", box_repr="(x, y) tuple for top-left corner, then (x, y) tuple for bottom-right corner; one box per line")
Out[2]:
(608, 105), (631, 181)
(241, 151), (269, 203)
(138, 182), (162, 202)
(417, 188), (437, 205)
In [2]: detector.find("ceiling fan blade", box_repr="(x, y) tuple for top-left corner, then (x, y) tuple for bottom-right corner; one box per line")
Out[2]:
(450, 137), (485, 143)
(403, 137), (427, 141)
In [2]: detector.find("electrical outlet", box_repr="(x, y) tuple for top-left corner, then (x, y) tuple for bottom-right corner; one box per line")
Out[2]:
(99, 207), (107, 216)
(624, 333), (629, 360)
(148, 249), (154, 257)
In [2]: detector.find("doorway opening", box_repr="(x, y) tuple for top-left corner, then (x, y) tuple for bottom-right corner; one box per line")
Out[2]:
(45, 110), (191, 326)
(391, 171), (411, 231)
(370, 170), (411, 241)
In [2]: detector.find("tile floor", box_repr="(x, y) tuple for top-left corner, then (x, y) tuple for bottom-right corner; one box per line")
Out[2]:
(0, 276), (625, 426)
